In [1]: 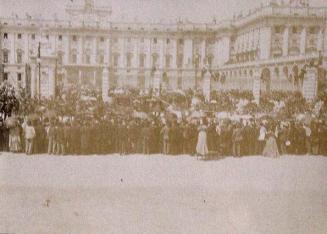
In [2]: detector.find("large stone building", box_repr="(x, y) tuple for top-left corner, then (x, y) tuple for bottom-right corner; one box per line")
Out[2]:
(0, 0), (326, 99)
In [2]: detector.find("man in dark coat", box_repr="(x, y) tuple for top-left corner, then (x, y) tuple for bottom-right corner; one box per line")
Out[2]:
(141, 121), (151, 155)
(34, 121), (46, 154)
(71, 121), (81, 155)
(319, 121), (327, 156)
(118, 121), (128, 155)
(64, 122), (72, 155)
(80, 122), (89, 155)
(232, 123), (243, 157)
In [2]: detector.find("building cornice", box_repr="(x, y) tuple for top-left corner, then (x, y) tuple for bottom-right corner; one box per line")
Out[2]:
(0, 5), (326, 36)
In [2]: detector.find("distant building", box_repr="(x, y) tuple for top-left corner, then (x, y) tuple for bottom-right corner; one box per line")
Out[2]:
(0, 0), (326, 98)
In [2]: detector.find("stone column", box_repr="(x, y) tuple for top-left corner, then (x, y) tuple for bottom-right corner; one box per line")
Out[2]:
(159, 38), (165, 70)
(104, 38), (110, 64)
(153, 69), (161, 96)
(48, 65), (56, 98)
(93, 70), (96, 85)
(300, 27), (307, 55)
(200, 39), (206, 67)
(302, 67), (318, 101)
(10, 33), (15, 64)
(145, 38), (152, 89)
(102, 66), (109, 101)
(63, 35), (69, 64)
(317, 28), (324, 52)
(252, 67), (261, 105)
(183, 38), (193, 67)
(23, 34), (29, 63)
(323, 21), (327, 56)
(78, 36), (83, 64)
(203, 70), (211, 102)
(92, 37), (97, 64)
(282, 26), (289, 57)
(259, 26), (272, 60)
(30, 63), (36, 98)
(78, 69), (82, 85)
(171, 39), (177, 69)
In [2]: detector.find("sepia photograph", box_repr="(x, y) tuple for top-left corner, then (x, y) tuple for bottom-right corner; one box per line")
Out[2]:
(0, 0), (327, 233)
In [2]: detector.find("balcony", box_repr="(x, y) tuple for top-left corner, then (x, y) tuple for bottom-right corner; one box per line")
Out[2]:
(288, 46), (300, 56)
(271, 46), (282, 57)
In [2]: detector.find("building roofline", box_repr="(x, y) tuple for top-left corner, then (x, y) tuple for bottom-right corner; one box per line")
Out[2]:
(0, 5), (326, 33)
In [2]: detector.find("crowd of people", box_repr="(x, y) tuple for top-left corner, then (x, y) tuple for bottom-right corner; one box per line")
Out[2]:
(0, 82), (326, 158)
(1, 115), (327, 158)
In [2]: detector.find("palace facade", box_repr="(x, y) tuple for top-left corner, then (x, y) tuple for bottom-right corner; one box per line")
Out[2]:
(0, 0), (326, 99)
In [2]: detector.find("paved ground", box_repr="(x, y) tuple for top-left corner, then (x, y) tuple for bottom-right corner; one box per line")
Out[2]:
(1, 154), (327, 234)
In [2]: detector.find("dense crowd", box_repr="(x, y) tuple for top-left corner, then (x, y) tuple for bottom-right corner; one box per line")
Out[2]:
(0, 82), (327, 158)
(1, 115), (327, 157)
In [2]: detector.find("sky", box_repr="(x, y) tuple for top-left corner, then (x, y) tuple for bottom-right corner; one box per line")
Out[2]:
(0, 0), (326, 23)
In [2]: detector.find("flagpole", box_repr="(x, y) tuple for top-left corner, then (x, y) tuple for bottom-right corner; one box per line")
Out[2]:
(38, 41), (41, 99)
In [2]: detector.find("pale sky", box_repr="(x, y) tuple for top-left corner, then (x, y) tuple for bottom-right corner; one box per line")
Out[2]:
(0, 0), (326, 23)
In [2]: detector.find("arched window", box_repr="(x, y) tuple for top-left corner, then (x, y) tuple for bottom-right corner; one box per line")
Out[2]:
(126, 53), (133, 68)
(58, 52), (64, 65)
(3, 49), (9, 63)
(113, 53), (120, 67)
(194, 53), (200, 68)
(152, 53), (158, 68)
(16, 50), (23, 64)
(71, 49), (77, 64)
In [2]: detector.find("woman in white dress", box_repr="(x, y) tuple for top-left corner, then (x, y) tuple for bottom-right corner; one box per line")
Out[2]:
(9, 123), (21, 153)
(262, 130), (280, 158)
(196, 118), (209, 157)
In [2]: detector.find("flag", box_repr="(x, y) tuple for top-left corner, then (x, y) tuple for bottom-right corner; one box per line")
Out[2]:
(38, 42), (41, 59)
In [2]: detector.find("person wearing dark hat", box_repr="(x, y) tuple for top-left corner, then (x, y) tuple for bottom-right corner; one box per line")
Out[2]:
(141, 121), (151, 155)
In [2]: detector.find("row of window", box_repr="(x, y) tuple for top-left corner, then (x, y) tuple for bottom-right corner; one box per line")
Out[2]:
(274, 26), (320, 34)
(2, 72), (22, 82)
(3, 33), (186, 45)
(66, 53), (212, 69)
(2, 50), (23, 63)
(3, 48), (211, 67)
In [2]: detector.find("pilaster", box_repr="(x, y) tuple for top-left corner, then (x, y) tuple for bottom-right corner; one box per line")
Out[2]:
(282, 26), (289, 57)
(300, 27), (307, 55)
